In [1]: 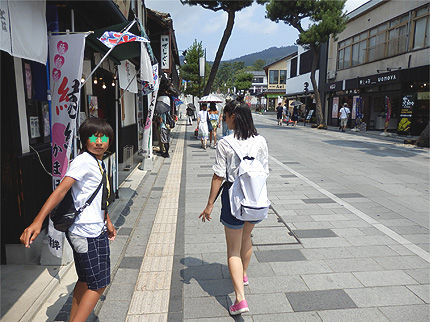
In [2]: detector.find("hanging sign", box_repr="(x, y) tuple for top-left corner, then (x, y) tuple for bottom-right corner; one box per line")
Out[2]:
(160, 35), (169, 70)
(332, 97), (339, 118)
(118, 60), (138, 93)
(48, 33), (86, 257)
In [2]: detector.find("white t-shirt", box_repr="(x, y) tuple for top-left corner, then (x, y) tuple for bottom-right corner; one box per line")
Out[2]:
(213, 134), (269, 182)
(339, 107), (350, 119)
(198, 110), (208, 123)
(65, 152), (105, 237)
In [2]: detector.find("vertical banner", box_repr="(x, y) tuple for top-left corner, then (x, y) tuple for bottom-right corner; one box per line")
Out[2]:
(0, 1), (11, 55)
(397, 95), (414, 134)
(332, 97), (339, 118)
(48, 33), (86, 257)
(352, 95), (360, 119)
(160, 35), (169, 70)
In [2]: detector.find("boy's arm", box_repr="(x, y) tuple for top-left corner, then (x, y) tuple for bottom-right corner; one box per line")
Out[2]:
(105, 212), (117, 241)
(20, 176), (75, 247)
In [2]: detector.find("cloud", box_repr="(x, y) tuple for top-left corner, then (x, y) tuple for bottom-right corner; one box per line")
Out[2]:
(202, 11), (228, 34)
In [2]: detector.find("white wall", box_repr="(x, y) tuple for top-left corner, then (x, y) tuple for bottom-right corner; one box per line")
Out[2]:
(286, 71), (319, 95)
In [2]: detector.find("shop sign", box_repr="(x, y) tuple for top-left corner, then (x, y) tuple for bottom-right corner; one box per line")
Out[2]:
(417, 92), (430, 100)
(268, 84), (285, 90)
(327, 81), (342, 92)
(359, 71), (399, 87)
(160, 35), (169, 70)
(397, 95), (415, 134)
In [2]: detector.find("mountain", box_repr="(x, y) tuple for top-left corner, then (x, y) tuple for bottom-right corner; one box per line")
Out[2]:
(179, 45), (297, 67)
(223, 46), (297, 67)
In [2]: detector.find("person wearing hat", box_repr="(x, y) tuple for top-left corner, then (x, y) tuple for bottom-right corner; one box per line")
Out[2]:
(339, 102), (351, 132)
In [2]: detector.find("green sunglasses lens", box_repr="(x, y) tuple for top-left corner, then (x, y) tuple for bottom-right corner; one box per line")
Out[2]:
(101, 135), (108, 143)
(89, 134), (97, 143)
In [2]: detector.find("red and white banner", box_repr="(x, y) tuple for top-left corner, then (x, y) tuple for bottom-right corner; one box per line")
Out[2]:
(48, 33), (86, 257)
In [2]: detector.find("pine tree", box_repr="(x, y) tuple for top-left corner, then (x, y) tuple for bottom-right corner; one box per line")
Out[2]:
(260, 0), (347, 126)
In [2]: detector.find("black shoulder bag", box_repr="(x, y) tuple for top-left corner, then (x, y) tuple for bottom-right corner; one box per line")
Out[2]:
(50, 154), (105, 232)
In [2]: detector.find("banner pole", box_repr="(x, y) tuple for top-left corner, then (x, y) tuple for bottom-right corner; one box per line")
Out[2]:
(80, 19), (137, 89)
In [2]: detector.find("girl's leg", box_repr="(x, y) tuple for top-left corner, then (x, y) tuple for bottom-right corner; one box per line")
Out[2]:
(213, 131), (217, 146)
(224, 226), (245, 304)
(209, 131), (213, 146)
(70, 287), (105, 322)
(241, 222), (255, 280)
(69, 281), (87, 321)
(200, 138), (204, 148)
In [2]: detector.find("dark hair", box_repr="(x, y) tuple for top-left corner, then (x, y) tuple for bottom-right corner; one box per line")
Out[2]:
(200, 103), (207, 111)
(79, 118), (114, 151)
(209, 102), (217, 111)
(223, 100), (258, 140)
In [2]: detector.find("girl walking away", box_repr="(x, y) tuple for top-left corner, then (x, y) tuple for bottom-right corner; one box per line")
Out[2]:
(20, 118), (117, 322)
(197, 103), (209, 149)
(208, 102), (220, 148)
(199, 100), (269, 315)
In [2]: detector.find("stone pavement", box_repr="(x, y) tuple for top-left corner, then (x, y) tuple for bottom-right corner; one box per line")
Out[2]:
(32, 120), (430, 321)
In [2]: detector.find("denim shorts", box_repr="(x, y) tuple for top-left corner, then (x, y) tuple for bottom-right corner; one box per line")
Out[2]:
(220, 184), (262, 229)
(66, 230), (110, 290)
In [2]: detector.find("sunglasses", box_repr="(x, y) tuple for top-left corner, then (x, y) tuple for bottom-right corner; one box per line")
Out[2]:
(89, 134), (109, 143)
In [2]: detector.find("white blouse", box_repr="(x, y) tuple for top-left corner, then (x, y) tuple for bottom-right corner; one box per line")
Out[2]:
(213, 134), (269, 182)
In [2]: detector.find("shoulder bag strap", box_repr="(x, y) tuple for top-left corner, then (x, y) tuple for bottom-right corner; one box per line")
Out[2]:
(79, 180), (103, 212)
(224, 135), (245, 160)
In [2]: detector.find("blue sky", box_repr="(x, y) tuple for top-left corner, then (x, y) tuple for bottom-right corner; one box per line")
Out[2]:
(145, 0), (369, 61)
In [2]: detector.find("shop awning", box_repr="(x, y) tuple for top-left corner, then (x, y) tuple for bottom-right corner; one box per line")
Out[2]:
(86, 21), (142, 64)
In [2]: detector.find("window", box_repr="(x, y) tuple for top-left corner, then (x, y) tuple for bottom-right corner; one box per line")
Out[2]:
(336, 5), (430, 70)
(279, 70), (287, 84)
(413, 6), (430, 49)
(290, 57), (297, 77)
(253, 77), (264, 83)
(299, 50), (313, 74)
(269, 70), (279, 84)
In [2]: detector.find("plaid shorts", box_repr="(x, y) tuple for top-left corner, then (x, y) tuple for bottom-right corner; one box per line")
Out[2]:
(66, 230), (110, 290)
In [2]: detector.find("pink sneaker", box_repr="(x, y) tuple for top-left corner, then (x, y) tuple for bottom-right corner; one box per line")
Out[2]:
(243, 275), (249, 286)
(229, 299), (249, 315)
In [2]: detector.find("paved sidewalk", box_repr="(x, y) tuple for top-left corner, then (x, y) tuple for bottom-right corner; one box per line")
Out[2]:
(30, 121), (429, 321)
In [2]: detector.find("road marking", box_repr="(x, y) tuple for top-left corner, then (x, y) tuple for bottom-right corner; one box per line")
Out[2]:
(127, 124), (185, 321)
(270, 155), (430, 263)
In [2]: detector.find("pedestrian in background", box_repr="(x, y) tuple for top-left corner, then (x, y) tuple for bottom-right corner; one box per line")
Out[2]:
(159, 113), (171, 158)
(292, 105), (299, 126)
(208, 102), (220, 148)
(339, 102), (351, 132)
(197, 103), (209, 149)
(186, 105), (194, 126)
(199, 100), (269, 316)
(220, 102), (233, 137)
(20, 118), (117, 322)
(276, 102), (283, 126)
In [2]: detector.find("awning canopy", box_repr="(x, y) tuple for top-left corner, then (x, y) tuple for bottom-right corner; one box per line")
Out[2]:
(86, 21), (142, 64)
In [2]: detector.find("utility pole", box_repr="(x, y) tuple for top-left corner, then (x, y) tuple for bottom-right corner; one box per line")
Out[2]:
(303, 81), (309, 126)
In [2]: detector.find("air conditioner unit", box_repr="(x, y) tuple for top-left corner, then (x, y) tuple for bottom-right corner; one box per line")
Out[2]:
(327, 70), (337, 80)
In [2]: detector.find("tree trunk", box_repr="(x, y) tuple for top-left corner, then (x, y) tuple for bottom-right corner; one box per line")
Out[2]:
(203, 10), (235, 96)
(416, 122), (429, 147)
(309, 46), (324, 126)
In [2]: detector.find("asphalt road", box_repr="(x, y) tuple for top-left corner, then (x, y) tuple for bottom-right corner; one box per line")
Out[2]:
(253, 113), (430, 252)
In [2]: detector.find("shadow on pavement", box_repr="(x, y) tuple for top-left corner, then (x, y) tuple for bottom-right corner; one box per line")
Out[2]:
(324, 139), (426, 157)
(180, 257), (246, 321)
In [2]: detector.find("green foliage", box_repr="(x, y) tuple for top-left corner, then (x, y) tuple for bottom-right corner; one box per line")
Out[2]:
(252, 59), (266, 70)
(234, 72), (253, 91)
(179, 40), (209, 97)
(181, 1), (253, 13)
(213, 61), (247, 93)
(261, 0), (347, 49)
